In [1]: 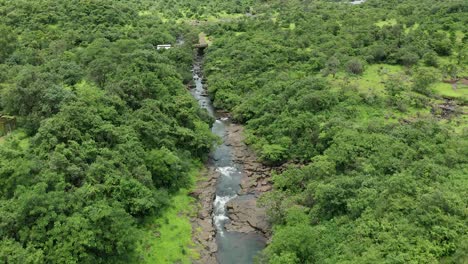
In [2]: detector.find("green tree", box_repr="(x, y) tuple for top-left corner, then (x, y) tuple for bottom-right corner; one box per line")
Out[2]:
(323, 56), (340, 78)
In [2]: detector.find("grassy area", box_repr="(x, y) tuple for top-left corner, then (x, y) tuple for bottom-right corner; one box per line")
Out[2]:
(135, 168), (201, 264)
(404, 23), (419, 34)
(205, 11), (244, 23)
(432, 82), (468, 100)
(0, 130), (29, 149)
(375, 18), (397, 28)
(355, 64), (404, 91)
(327, 64), (405, 93)
(325, 63), (468, 103)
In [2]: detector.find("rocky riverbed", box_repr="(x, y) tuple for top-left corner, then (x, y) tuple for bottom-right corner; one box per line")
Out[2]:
(190, 121), (274, 263)
(188, 50), (288, 263)
(190, 166), (218, 264)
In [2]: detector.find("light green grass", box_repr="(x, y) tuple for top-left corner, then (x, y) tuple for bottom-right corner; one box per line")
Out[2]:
(327, 64), (405, 93)
(135, 168), (201, 264)
(138, 10), (152, 17)
(404, 23), (419, 34)
(433, 82), (468, 100)
(355, 64), (404, 91)
(48, 24), (59, 30)
(375, 18), (397, 28)
(455, 31), (465, 42)
(206, 12), (244, 23)
(289, 23), (296, 30)
(0, 130), (29, 149)
(271, 11), (279, 23)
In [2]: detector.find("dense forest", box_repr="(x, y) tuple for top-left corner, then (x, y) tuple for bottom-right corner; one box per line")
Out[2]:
(0, 1), (215, 263)
(201, 0), (468, 263)
(0, 0), (467, 263)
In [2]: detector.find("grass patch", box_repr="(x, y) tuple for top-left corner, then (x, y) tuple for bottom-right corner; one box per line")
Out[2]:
(327, 64), (405, 93)
(375, 18), (397, 28)
(138, 10), (152, 16)
(404, 23), (419, 34)
(206, 12), (244, 23)
(433, 82), (468, 100)
(0, 130), (29, 149)
(455, 30), (465, 42)
(135, 167), (201, 264)
(355, 64), (404, 91)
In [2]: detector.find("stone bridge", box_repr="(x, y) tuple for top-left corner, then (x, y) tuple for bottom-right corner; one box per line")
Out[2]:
(194, 32), (208, 49)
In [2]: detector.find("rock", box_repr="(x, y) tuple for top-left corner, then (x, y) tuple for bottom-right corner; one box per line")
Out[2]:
(189, 190), (202, 198)
(208, 241), (218, 253)
(225, 198), (269, 234)
(257, 185), (272, 192)
(195, 255), (217, 264)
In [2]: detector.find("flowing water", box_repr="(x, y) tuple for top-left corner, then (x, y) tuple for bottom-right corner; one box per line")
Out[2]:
(191, 53), (266, 263)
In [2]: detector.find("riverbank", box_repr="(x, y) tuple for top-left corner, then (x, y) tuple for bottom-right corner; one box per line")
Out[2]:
(189, 120), (272, 263)
(223, 123), (271, 235)
(190, 165), (218, 263)
(189, 51), (273, 263)
(135, 167), (201, 264)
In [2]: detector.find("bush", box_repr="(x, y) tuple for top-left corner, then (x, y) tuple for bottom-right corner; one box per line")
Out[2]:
(398, 49), (420, 66)
(260, 144), (288, 164)
(423, 51), (439, 67)
(345, 58), (364, 75)
(412, 67), (440, 95)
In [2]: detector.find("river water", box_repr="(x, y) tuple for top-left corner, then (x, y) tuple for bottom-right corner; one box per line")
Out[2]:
(191, 53), (266, 263)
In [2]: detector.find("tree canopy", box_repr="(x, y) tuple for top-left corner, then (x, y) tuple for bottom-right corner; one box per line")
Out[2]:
(0, 0), (467, 263)
(0, 1), (216, 263)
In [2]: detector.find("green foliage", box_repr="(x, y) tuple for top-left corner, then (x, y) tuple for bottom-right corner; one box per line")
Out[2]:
(412, 67), (441, 95)
(260, 144), (288, 165)
(146, 147), (191, 191)
(346, 58), (364, 75)
(0, 1), (216, 263)
(0, 25), (16, 63)
(0, 0), (467, 263)
(323, 56), (340, 77)
(201, 0), (467, 263)
(136, 169), (200, 264)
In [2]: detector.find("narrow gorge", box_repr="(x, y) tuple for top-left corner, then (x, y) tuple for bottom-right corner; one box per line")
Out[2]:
(189, 50), (272, 264)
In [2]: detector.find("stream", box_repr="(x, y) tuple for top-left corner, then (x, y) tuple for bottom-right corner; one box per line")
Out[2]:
(191, 52), (266, 263)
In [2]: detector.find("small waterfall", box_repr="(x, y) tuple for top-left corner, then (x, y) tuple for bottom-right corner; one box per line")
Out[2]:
(191, 51), (266, 264)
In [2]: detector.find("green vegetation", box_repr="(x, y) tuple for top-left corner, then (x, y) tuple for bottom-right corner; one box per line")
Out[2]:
(0, 0), (467, 263)
(433, 82), (468, 100)
(200, 0), (467, 262)
(0, 1), (215, 263)
(137, 182), (199, 263)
